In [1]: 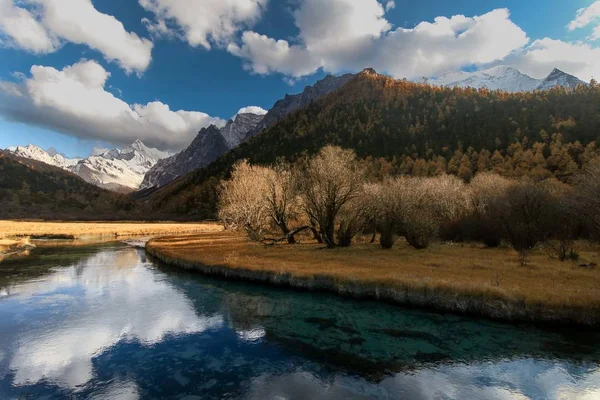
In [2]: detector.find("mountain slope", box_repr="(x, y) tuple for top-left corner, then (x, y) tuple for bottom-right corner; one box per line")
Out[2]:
(140, 125), (231, 190)
(145, 68), (600, 218)
(6, 140), (170, 192)
(141, 74), (354, 190)
(0, 150), (135, 219)
(246, 73), (355, 140)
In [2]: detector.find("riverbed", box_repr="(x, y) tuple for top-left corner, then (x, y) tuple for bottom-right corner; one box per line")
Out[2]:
(0, 243), (598, 399)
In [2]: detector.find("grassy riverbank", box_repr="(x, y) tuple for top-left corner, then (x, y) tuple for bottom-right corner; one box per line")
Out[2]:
(147, 232), (600, 326)
(0, 220), (223, 240)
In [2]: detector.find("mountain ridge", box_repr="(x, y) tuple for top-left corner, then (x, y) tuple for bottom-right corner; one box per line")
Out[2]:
(143, 67), (600, 217)
(141, 73), (354, 190)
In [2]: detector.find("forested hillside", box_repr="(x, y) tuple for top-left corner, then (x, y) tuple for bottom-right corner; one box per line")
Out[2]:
(147, 69), (600, 218)
(0, 151), (136, 219)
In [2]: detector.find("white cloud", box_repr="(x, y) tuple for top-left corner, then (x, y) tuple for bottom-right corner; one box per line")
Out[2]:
(385, 0), (395, 12)
(229, 6), (529, 80)
(568, 1), (600, 30)
(0, 0), (153, 73)
(237, 106), (267, 115)
(0, 60), (225, 151)
(38, 0), (153, 73)
(505, 38), (599, 81)
(138, 0), (268, 49)
(568, 1), (600, 41)
(228, 32), (321, 78)
(0, 0), (58, 53)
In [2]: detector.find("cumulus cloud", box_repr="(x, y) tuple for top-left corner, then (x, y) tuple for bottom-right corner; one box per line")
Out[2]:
(230, 5), (529, 80)
(138, 0), (268, 49)
(0, 60), (225, 151)
(0, 0), (58, 53)
(568, 1), (600, 40)
(237, 106), (267, 115)
(385, 1), (395, 12)
(0, 0), (153, 73)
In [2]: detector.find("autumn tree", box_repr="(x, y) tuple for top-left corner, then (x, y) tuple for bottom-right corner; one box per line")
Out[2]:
(296, 146), (366, 248)
(218, 160), (271, 241)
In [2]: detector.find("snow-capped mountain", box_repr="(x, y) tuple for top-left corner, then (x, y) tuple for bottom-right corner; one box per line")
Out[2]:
(430, 66), (586, 92)
(7, 144), (82, 170)
(6, 140), (170, 192)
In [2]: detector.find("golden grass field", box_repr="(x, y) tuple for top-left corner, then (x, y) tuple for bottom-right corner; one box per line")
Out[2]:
(0, 220), (223, 240)
(148, 232), (600, 324)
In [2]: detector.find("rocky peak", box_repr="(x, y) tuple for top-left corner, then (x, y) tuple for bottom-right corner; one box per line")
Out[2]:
(220, 113), (264, 149)
(359, 67), (378, 76)
(245, 72), (354, 141)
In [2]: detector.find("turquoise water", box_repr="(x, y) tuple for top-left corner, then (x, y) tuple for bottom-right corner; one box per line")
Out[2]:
(0, 244), (599, 399)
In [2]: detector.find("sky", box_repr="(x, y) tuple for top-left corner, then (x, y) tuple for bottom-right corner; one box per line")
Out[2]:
(0, 0), (598, 157)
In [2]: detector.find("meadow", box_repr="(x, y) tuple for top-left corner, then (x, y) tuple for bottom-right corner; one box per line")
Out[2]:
(147, 231), (600, 325)
(0, 220), (223, 240)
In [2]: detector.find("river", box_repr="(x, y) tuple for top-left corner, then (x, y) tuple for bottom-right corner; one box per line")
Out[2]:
(0, 243), (598, 399)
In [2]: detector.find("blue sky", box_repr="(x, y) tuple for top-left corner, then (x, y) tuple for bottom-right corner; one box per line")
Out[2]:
(0, 0), (598, 157)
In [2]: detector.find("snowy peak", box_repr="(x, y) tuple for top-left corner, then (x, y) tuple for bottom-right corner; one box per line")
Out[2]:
(537, 68), (586, 90)
(432, 65), (542, 92)
(7, 144), (81, 170)
(431, 65), (587, 92)
(5, 140), (170, 192)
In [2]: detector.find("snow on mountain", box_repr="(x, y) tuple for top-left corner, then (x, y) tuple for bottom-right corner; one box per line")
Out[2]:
(430, 66), (587, 92)
(431, 66), (542, 92)
(536, 68), (586, 90)
(7, 144), (82, 170)
(5, 141), (170, 192)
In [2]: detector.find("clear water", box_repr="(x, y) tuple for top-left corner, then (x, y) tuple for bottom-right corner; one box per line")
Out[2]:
(0, 244), (599, 399)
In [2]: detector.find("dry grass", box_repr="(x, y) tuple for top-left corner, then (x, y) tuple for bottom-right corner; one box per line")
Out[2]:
(148, 232), (600, 323)
(0, 220), (223, 240)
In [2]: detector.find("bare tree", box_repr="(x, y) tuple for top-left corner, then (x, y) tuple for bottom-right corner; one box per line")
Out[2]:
(296, 146), (365, 248)
(218, 160), (271, 240)
(263, 161), (302, 243)
(367, 177), (416, 249)
(219, 159), (305, 244)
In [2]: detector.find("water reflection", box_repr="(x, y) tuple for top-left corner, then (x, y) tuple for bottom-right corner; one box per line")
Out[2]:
(0, 245), (598, 399)
(1, 247), (222, 392)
